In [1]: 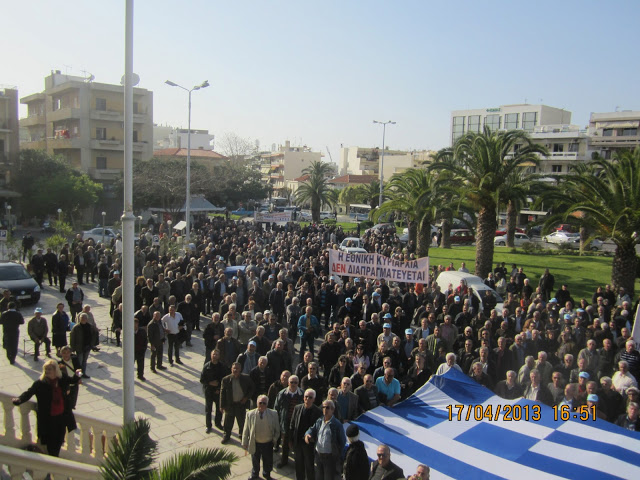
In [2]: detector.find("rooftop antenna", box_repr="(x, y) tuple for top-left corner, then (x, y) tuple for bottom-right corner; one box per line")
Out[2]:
(63, 64), (72, 75)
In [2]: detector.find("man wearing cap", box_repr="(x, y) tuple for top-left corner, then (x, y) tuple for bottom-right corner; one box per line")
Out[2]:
(377, 318), (398, 350)
(0, 302), (24, 364)
(337, 297), (356, 324)
(242, 394), (280, 480)
(298, 306), (320, 360)
(343, 424), (369, 480)
(238, 340), (260, 374)
(28, 308), (51, 360)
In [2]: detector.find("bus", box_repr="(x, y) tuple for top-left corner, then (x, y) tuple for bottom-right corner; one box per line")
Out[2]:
(349, 203), (371, 221)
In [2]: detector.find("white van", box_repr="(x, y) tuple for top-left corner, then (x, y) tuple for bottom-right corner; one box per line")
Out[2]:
(434, 271), (504, 314)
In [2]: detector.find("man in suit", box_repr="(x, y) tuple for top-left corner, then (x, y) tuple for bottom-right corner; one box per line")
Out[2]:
(355, 374), (379, 412)
(336, 376), (360, 422)
(522, 369), (554, 406)
(220, 361), (255, 444)
(289, 388), (322, 480)
(0, 302), (24, 364)
(242, 394), (280, 480)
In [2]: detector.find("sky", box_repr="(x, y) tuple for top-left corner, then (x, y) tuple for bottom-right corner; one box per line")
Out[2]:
(4, 0), (639, 160)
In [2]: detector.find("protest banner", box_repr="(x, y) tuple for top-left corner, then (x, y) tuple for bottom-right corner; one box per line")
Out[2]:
(254, 211), (292, 224)
(329, 249), (429, 283)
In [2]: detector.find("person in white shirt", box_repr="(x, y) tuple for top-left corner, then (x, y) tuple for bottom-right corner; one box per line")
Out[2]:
(161, 305), (184, 365)
(436, 353), (462, 375)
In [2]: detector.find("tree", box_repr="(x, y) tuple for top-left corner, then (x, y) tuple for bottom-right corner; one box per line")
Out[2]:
(204, 160), (270, 208)
(543, 148), (640, 295)
(374, 169), (443, 257)
(356, 181), (382, 209)
(432, 127), (546, 278)
(100, 418), (237, 480)
(499, 169), (542, 247)
(218, 132), (254, 162)
(12, 150), (103, 227)
(295, 161), (337, 222)
(338, 186), (361, 215)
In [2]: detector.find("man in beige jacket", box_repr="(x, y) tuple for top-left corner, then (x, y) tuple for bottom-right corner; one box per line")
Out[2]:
(242, 394), (280, 480)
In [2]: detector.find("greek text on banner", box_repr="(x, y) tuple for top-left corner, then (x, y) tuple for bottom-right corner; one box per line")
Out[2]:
(329, 249), (429, 283)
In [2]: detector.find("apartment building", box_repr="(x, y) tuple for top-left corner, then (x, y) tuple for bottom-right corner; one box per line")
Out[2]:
(0, 88), (19, 189)
(153, 124), (215, 151)
(450, 104), (571, 145)
(20, 71), (153, 192)
(260, 141), (323, 196)
(528, 124), (592, 176)
(588, 110), (640, 158)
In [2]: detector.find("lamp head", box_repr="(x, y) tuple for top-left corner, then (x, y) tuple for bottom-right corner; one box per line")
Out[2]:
(165, 80), (178, 87)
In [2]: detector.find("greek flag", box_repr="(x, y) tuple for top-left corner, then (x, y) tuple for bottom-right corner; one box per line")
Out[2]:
(351, 368), (640, 479)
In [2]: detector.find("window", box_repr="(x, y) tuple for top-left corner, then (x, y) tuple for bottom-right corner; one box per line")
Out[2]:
(452, 116), (465, 143)
(552, 165), (562, 173)
(484, 114), (500, 131)
(504, 113), (519, 130)
(602, 128), (614, 137)
(133, 130), (138, 142)
(568, 143), (579, 153)
(553, 144), (564, 153)
(623, 128), (638, 136)
(133, 102), (139, 114)
(96, 98), (107, 111)
(96, 127), (107, 140)
(522, 112), (537, 132)
(53, 98), (61, 111)
(467, 115), (481, 133)
(96, 157), (107, 169)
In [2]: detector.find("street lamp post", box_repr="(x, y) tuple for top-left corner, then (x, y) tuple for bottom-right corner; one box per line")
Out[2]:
(102, 211), (106, 245)
(373, 120), (396, 208)
(164, 79), (209, 247)
(57, 208), (62, 223)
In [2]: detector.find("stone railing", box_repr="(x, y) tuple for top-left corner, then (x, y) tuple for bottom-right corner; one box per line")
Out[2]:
(0, 444), (100, 480)
(0, 392), (121, 466)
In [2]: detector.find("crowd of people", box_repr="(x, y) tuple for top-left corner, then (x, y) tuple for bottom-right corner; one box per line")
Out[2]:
(3, 216), (639, 478)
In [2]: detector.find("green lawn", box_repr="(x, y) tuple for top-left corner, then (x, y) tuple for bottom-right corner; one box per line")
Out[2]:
(428, 246), (639, 301)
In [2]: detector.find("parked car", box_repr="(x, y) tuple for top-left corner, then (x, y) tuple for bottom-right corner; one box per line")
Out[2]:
(569, 237), (604, 251)
(81, 227), (120, 243)
(350, 213), (369, 221)
(527, 225), (542, 237)
(41, 221), (56, 233)
(339, 237), (365, 252)
(434, 271), (504, 314)
(0, 261), (41, 305)
(449, 229), (475, 245)
(543, 231), (580, 244)
(319, 211), (334, 220)
(494, 233), (531, 247)
(495, 227), (525, 236)
(231, 208), (254, 216)
(366, 223), (397, 235)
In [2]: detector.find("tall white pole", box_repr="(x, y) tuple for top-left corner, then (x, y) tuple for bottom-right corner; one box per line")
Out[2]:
(373, 120), (395, 208)
(122, 0), (136, 423)
(186, 91), (191, 246)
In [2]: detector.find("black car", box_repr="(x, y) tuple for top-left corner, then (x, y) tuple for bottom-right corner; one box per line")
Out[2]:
(0, 262), (41, 305)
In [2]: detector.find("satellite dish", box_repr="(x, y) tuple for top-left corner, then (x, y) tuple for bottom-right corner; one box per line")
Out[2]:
(120, 73), (140, 86)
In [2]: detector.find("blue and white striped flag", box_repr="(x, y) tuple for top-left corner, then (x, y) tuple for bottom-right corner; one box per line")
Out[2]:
(351, 368), (640, 479)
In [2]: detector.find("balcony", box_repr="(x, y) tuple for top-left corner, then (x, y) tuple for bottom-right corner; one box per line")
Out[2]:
(90, 138), (123, 150)
(88, 167), (123, 181)
(90, 109), (123, 122)
(0, 391), (121, 467)
(49, 107), (82, 122)
(543, 152), (579, 160)
(590, 135), (640, 147)
(49, 136), (82, 150)
(19, 114), (45, 127)
(21, 140), (48, 150)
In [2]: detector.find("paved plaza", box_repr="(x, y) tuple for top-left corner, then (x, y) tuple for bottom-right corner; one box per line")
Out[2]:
(0, 277), (299, 479)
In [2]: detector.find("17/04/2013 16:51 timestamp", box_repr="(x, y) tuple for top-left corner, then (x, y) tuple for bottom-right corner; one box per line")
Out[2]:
(446, 404), (597, 422)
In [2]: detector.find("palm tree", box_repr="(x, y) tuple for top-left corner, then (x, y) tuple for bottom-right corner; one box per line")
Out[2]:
(356, 180), (382, 209)
(338, 185), (361, 215)
(499, 169), (542, 247)
(295, 161), (336, 222)
(100, 418), (237, 480)
(545, 148), (640, 295)
(432, 127), (546, 278)
(374, 169), (443, 257)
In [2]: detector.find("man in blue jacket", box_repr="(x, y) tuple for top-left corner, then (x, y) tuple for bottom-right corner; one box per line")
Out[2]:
(298, 306), (320, 361)
(304, 398), (347, 480)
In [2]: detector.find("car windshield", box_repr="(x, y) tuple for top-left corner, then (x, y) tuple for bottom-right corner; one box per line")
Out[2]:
(0, 264), (33, 281)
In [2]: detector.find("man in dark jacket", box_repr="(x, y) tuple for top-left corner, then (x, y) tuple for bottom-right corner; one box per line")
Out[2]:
(0, 302), (24, 364)
(220, 362), (254, 443)
(343, 424), (369, 480)
(369, 444), (405, 480)
(200, 349), (230, 433)
(289, 388), (322, 480)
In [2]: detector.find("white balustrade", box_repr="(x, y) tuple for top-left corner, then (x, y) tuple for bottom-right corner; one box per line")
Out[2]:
(0, 444), (100, 480)
(0, 392), (121, 466)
